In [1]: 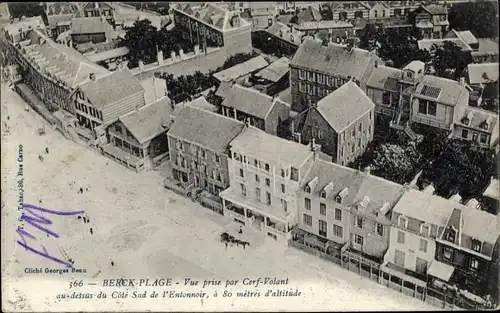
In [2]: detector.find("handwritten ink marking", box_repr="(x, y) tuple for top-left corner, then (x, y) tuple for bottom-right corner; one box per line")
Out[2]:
(17, 145), (23, 211)
(16, 203), (84, 268)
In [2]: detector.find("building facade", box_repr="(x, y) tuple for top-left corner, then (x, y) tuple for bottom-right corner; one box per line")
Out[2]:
(413, 4), (449, 39)
(452, 107), (499, 148)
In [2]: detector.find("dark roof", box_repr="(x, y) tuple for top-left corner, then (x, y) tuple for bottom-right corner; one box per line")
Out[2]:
(167, 106), (245, 153)
(315, 81), (375, 132)
(119, 97), (173, 144)
(254, 57), (290, 83)
(291, 39), (375, 81)
(79, 69), (144, 109)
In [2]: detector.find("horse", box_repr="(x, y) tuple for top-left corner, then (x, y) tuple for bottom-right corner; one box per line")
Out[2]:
(38, 155), (44, 162)
(220, 232), (231, 242)
(240, 241), (250, 249)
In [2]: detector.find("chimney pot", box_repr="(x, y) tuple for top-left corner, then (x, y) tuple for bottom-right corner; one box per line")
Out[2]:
(89, 73), (95, 81)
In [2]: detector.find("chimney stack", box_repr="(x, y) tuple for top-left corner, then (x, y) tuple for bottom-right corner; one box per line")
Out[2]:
(89, 73), (96, 81)
(460, 77), (465, 86)
(138, 60), (145, 71)
(363, 166), (371, 174)
(157, 49), (164, 65)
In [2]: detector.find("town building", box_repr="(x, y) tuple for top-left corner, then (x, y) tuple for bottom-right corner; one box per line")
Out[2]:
(167, 105), (245, 197)
(293, 5), (323, 24)
(44, 2), (80, 39)
(294, 20), (355, 43)
(466, 63), (498, 109)
(80, 2), (115, 21)
(102, 96), (173, 171)
(212, 55), (269, 83)
(483, 178), (500, 215)
(295, 81), (375, 165)
(289, 38), (381, 112)
(245, 1), (278, 30)
(219, 84), (290, 136)
(86, 46), (130, 70)
(452, 106), (499, 148)
(171, 2), (252, 59)
(255, 22), (305, 58)
(297, 159), (406, 259)
(384, 189), (500, 301)
(220, 124), (318, 241)
(324, 1), (371, 21)
(3, 21), (109, 112)
(413, 4), (449, 39)
(251, 56), (291, 96)
(68, 69), (145, 141)
(70, 16), (115, 45)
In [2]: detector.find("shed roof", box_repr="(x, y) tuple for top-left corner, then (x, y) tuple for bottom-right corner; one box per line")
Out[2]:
(254, 57), (290, 83)
(221, 84), (278, 119)
(213, 56), (269, 82)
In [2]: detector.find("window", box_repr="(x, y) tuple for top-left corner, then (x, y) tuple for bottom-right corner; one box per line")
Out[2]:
(398, 216), (408, 228)
(215, 154), (220, 164)
(318, 130), (323, 139)
(319, 220), (327, 237)
(443, 246), (453, 261)
(281, 199), (288, 212)
(472, 132), (478, 141)
(355, 234), (364, 246)
(299, 81), (306, 93)
(333, 224), (343, 237)
(334, 208), (342, 221)
(299, 69), (306, 80)
(305, 198), (311, 210)
(358, 138), (361, 148)
(394, 249), (405, 267)
(281, 184), (286, 193)
(201, 149), (206, 159)
(374, 10), (378, 18)
(240, 184), (247, 196)
(265, 178), (270, 187)
(397, 231), (405, 244)
(351, 144), (355, 153)
(280, 169), (285, 177)
(239, 168), (244, 178)
(358, 122), (362, 133)
(335, 196), (342, 204)
(254, 159), (259, 168)
(307, 71), (315, 82)
(419, 238), (428, 252)
(265, 163), (270, 171)
(303, 214), (312, 226)
(419, 100), (437, 116)
(382, 91), (391, 105)
(355, 216), (364, 228)
(320, 190), (326, 198)
(461, 129), (468, 139)
(427, 102), (437, 115)
(255, 174), (260, 182)
(320, 203), (326, 216)
(376, 223), (384, 236)
(470, 258), (479, 270)
(266, 191), (271, 205)
(480, 134), (487, 144)
(305, 185), (311, 193)
(418, 101), (427, 114)
(351, 129), (356, 138)
(446, 228), (456, 243)
(472, 240), (482, 253)
(291, 167), (298, 181)
(317, 73), (325, 85)
(255, 188), (261, 201)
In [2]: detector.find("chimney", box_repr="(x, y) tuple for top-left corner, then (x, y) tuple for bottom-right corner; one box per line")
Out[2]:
(363, 166), (371, 174)
(423, 184), (435, 194)
(194, 44), (200, 55)
(310, 138), (320, 160)
(138, 60), (145, 71)
(179, 49), (185, 60)
(170, 50), (176, 61)
(460, 77), (465, 86)
(89, 73), (96, 81)
(157, 50), (164, 65)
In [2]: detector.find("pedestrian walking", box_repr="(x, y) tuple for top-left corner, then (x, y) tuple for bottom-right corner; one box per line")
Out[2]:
(111, 261), (114, 267)
(225, 242), (228, 249)
(83, 216), (87, 223)
(89, 228), (93, 235)
(238, 226), (243, 234)
(45, 147), (49, 154)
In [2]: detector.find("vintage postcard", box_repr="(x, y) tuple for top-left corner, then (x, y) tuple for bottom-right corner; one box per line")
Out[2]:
(1, 1), (499, 311)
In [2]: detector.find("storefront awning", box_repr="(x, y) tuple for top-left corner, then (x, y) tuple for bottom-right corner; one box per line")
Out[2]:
(428, 260), (455, 282)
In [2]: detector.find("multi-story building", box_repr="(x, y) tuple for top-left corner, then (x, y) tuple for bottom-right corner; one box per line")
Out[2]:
(167, 106), (245, 196)
(219, 84), (290, 136)
(246, 1), (278, 30)
(413, 4), (449, 39)
(326, 1), (371, 21)
(466, 62), (498, 108)
(101, 96), (174, 171)
(452, 106), (499, 148)
(252, 56), (291, 96)
(294, 20), (355, 42)
(298, 160), (406, 261)
(297, 81), (375, 165)
(70, 16), (115, 45)
(220, 124), (318, 241)
(69, 69), (145, 135)
(212, 55), (269, 83)
(255, 22), (304, 58)
(171, 2), (252, 59)
(3, 21), (109, 111)
(289, 38), (381, 112)
(80, 2), (115, 21)
(434, 203), (500, 299)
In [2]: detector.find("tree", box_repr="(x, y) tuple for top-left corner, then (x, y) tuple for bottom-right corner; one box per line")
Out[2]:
(419, 139), (495, 198)
(8, 3), (47, 24)
(222, 53), (255, 69)
(371, 143), (422, 184)
(124, 19), (158, 68)
(429, 41), (472, 79)
(449, 1), (499, 38)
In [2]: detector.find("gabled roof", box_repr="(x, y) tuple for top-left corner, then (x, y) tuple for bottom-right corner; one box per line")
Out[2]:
(119, 96), (173, 144)
(423, 4), (448, 15)
(296, 6), (323, 24)
(315, 81), (375, 133)
(467, 63), (499, 85)
(366, 65), (402, 91)
(79, 69), (144, 109)
(296, 20), (354, 31)
(71, 17), (112, 34)
(455, 30), (478, 46)
(414, 75), (468, 106)
(87, 46), (129, 63)
(454, 106), (498, 134)
(472, 38), (499, 57)
(4, 16), (45, 37)
(265, 21), (305, 45)
(291, 39), (376, 81)
(418, 38), (472, 52)
(303, 159), (405, 218)
(45, 2), (80, 16)
(254, 57), (290, 83)
(221, 84), (280, 119)
(230, 125), (313, 168)
(212, 56), (269, 82)
(167, 106), (245, 153)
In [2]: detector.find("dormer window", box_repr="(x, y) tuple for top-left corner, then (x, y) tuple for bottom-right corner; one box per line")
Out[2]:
(279, 30), (283, 37)
(471, 239), (482, 253)
(446, 226), (456, 243)
(462, 117), (470, 125)
(420, 224), (431, 237)
(305, 185), (311, 193)
(335, 195), (342, 204)
(290, 35), (294, 42)
(320, 190), (326, 198)
(406, 71), (413, 79)
(398, 216), (408, 228)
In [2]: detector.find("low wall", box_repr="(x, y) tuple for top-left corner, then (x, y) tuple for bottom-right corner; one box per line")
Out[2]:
(132, 47), (227, 80)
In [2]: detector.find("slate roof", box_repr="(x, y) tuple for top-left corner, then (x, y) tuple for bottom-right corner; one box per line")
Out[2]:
(303, 159), (405, 219)
(366, 65), (402, 91)
(79, 69), (144, 109)
(168, 106), (245, 153)
(87, 46), (129, 63)
(254, 57), (290, 83)
(296, 6), (323, 24)
(414, 75), (468, 106)
(221, 84), (278, 119)
(467, 63), (499, 85)
(71, 17), (111, 34)
(215, 81), (233, 99)
(47, 14), (73, 27)
(173, 2), (249, 32)
(424, 4), (448, 15)
(417, 38), (473, 52)
(454, 106), (498, 134)
(213, 56), (269, 82)
(265, 21), (305, 45)
(291, 39), (376, 81)
(456, 30), (478, 45)
(315, 81), (375, 132)
(230, 125), (313, 168)
(119, 96), (173, 144)
(296, 20), (354, 31)
(473, 38), (499, 56)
